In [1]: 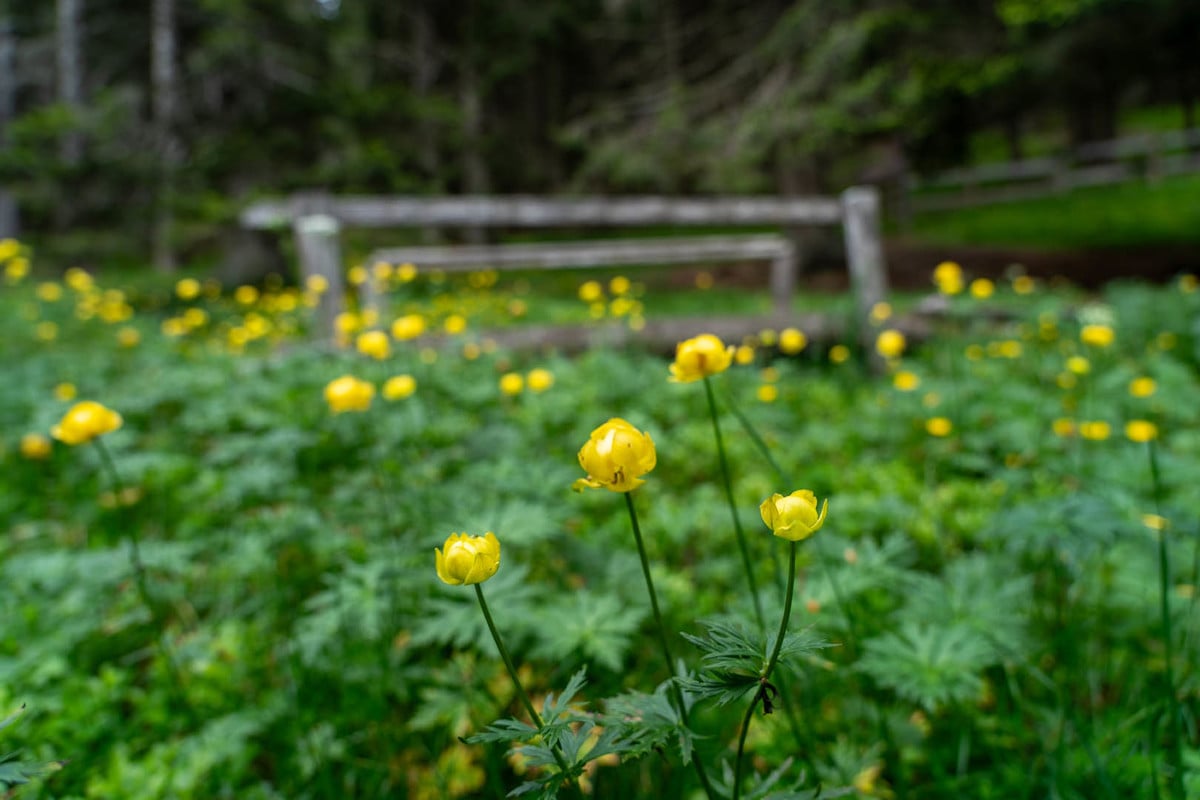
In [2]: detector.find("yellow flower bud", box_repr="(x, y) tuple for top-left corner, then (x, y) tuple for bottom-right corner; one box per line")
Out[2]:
(759, 490), (828, 542)
(382, 374), (417, 401)
(391, 314), (426, 341)
(1129, 377), (1156, 398)
(20, 433), (52, 460)
(175, 278), (201, 300)
(926, 417), (953, 437)
(356, 330), (391, 360)
(527, 368), (554, 393)
(324, 375), (374, 414)
(435, 532), (501, 586)
(1124, 419), (1158, 443)
(969, 278), (994, 299)
(50, 400), (123, 446)
(499, 372), (524, 396)
(875, 329), (906, 359)
(573, 418), (657, 493)
(778, 327), (807, 355)
(933, 261), (964, 295)
(669, 334), (734, 383)
(1079, 324), (1114, 348)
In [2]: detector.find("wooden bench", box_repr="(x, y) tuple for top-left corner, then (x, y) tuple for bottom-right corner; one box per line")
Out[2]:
(240, 190), (888, 357)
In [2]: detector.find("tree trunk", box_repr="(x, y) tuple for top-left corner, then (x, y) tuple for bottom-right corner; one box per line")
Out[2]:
(151, 0), (180, 272)
(0, 15), (17, 238)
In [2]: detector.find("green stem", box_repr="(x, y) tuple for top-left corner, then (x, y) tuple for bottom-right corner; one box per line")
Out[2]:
(722, 388), (785, 593)
(734, 540), (797, 800)
(474, 584), (580, 796)
(623, 492), (717, 800)
(1148, 439), (1185, 800)
(704, 376), (765, 631)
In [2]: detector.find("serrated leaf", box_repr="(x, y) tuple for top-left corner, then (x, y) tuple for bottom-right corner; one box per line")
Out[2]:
(858, 621), (993, 710)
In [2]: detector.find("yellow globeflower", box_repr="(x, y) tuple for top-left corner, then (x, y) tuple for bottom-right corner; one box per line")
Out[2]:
(875, 329), (906, 360)
(324, 375), (374, 414)
(1012, 275), (1036, 295)
(499, 372), (524, 396)
(1066, 356), (1090, 375)
(20, 433), (52, 460)
(669, 333), (735, 383)
(779, 327), (807, 355)
(356, 330), (391, 360)
(869, 302), (892, 324)
(54, 382), (77, 402)
(933, 261), (964, 295)
(969, 278), (994, 299)
(926, 417), (953, 437)
(444, 314), (468, 335)
(573, 418), (657, 493)
(1179, 273), (1197, 293)
(829, 344), (850, 364)
(347, 265), (368, 285)
(1052, 418), (1076, 438)
(1079, 421), (1111, 441)
(36, 282), (63, 302)
(397, 262), (418, 283)
(175, 277), (201, 300)
(391, 314), (426, 341)
(1129, 377), (1156, 398)
(235, 285), (260, 305)
(1079, 324), (1114, 348)
(306, 274), (330, 294)
(578, 280), (604, 303)
(609, 275), (631, 296)
(893, 371), (919, 391)
(734, 344), (755, 365)
(51, 400), (123, 445)
(527, 368), (555, 393)
(382, 374), (417, 401)
(435, 532), (501, 586)
(759, 490), (828, 542)
(64, 267), (93, 292)
(1125, 420), (1158, 443)
(756, 384), (778, 403)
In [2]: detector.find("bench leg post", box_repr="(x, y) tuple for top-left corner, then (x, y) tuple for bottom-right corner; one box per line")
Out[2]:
(294, 214), (346, 343)
(840, 186), (889, 373)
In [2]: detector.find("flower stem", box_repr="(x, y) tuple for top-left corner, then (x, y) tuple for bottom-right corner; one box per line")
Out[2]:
(624, 492), (717, 800)
(703, 376), (765, 631)
(733, 540), (797, 800)
(474, 584), (580, 796)
(1148, 440), (1185, 800)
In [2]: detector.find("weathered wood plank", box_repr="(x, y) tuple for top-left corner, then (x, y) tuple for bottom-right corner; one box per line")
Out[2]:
(841, 187), (889, 373)
(293, 214), (346, 343)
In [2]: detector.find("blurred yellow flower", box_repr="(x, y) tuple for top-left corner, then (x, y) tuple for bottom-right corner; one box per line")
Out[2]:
(1129, 377), (1156, 398)
(305, 274), (329, 294)
(669, 333), (734, 383)
(1080, 324), (1114, 348)
(760, 366), (780, 383)
(869, 302), (892, 323)
(875, 329), (906, 359)
(1142, 513), (1169, 531)
(382, 374), (417, 401)
(965, 344), (984, 361)
(499, 372), (524, 396)
(1012, 275), (1036, 294)
(51, 400), (123, 445)
(759, 490), (828, 542)
(435, 532), (501, 586)
(36, 282), (63, 302)
(0, 238), (19, 262)
(969, 278), (994, 299)
(1125, 420), (1158, 442)
(175, 278), (201, 300)
(54, 382), (77, 402)
(372, 261), (393, 281)
(1066, 356), (1090, 375)
(1052, 418), (1076, 438)
(391, 314), (426, 341)
(347, 265), (368, 285)
(779, 327), (807, 355)
(1179, 273), (1197, 293)
(64, 267), (93, 292)
(756, 384), (778, 403)
(578, 280), (603, 303)
(694, 270), (714, 289)
(893, 371), (919, 391)
(35, 321), (58, 341)
(444, 314), (468, 335)
(324, 375), (375, 414)
(356, 330), (391, 360)
(933, 261), (964, 295)
(397, 262), (418, 283)
(829, 344), (850, 364)
(462, 342), (481, 360)
(573, 418), (656, 492)
(117, 326), (140, 348)
(609, 275), (631, 296)
(335, 312), (361, 337)
(20, 433), (52, 460)
(527, 368), (554, 393)
(926, 417), (953, 437)
(235, 285), (259, 305)
(1056, 372), (1077, 390)
(734, 344), (755, 365)
(1079, 421), (1111, 441)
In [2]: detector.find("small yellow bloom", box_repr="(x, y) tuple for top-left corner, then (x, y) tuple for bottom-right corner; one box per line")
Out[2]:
(829, 344), (850, 364)
(499, 372), (524, 396)
(1052, 418), (1076, 438)
(933, 261), (964, 295)
(779, 327), (807, 355)
(54, 382), (77, 402)
(356, 330), (391, 360)
(926, 417), (953, 437)
(20, 433), (52, 460)
(1066, 356), (1090, 375)
(51, 400), (123, 445)
(64, 267), (93, 292)
(347, 265), (368, 285)
(35, 321), (58, 341)
(578, 280), (603, 303)
(969, 278), (994, 299)
(527, 368), (554, 393)
(306, 274), (329, 294)
(759, 490), (828, 542)
(382, 374), (417, 401)
(1142, 513), (1169, 531)
(235, 285), (260, 305)
(175, 278), (201, 300)
(669, 334), (735, 383)
(892, 371), (919, 391)
(1056, 372), (1077, 390)
(335, 312), (362, 337)
(36, 282), (63, 302)
(869, 302), (892, 323)
(397, 262), (418, 282)
(733, 344), (754, 365)
(1080, 324), (1114, 348)
(1179, 273), (1197, 293)
(756, 384), (778, 403)
(391, 314), (426, 341)
(1129, 377), (1156, 398)
(443, 314), (467, 335)
(852, 763), (883, 795)
(964, 344), (984, 361)
(573, 418), (657, 493)
(996, 340), (1022, 359)
(1125, 420), (1158, 443)
(324, 375), (374, 414)
(1079, 420), (1111, 441)
(760, 366), (780, 383)
(1012, 275), (1036, 294)
(875, 329), (906, 359)
(435, 532), (501, 586)
(609, 275), (631, 296)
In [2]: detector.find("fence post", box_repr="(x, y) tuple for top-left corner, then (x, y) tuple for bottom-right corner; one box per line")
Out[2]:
(294, 214), (345, 342)
(769, 239), (798, 315)
(840, 186), (889, 372)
